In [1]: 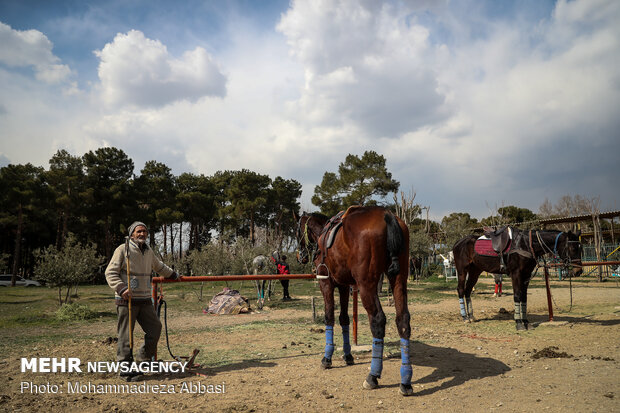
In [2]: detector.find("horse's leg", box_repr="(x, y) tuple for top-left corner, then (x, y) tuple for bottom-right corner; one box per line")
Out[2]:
(511, 270), (525, 331)
(319, 279), (336, 369)
(455, 261), (468, 321)
(388, 273), (413, 396)
(337, 284), (354, 365)
(267, 280), (273, 301)
(463, 267), (482, 322)
(521, 270), (533, 329)
(359, 285), (386, 390)
(254, 280), (263, 309)
(512, 265), (533, 331)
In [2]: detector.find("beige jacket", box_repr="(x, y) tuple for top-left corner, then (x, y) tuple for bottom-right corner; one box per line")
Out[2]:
(105, 239), (175, 303)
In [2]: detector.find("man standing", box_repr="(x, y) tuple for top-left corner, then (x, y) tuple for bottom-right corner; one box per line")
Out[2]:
(272, 252), (292, 301)
(105, 221), (178, 376)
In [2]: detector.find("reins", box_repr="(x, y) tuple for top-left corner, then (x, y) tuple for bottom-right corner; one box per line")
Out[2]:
(296, 214), (319, 271)
(530, 230), (575, 312)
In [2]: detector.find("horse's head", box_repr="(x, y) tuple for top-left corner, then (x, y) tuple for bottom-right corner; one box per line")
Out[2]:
(562, 230), (583, 277)
(295, 212), (327, 265)
(295, 213), (314, 264)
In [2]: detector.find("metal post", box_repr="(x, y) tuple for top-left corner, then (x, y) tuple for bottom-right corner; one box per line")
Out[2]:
(544, 265), (554, 322)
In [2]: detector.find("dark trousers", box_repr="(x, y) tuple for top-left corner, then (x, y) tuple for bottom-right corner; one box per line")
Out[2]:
(116, 302), (162, 362)
(280, 279), (290, 298)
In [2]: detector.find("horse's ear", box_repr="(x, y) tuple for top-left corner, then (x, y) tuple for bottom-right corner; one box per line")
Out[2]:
(292, 210), (299, 222)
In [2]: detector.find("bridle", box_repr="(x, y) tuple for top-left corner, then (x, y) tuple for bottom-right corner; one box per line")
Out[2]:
(296, 214), (318, 264)
(528, 230), (582, 313)
(530, 230), (582, 269)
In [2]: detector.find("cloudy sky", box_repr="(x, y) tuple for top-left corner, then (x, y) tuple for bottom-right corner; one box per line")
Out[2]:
(0, 0), (618, 219)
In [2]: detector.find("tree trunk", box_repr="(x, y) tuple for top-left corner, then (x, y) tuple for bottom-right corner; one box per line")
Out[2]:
(195, 222), (199, 250)
(250, 211), (255, 245)
(11, 203), (23, 286)
(189, 222), (194, 251)
(169, 224), (174, 257)
(163, 224), (168, 254)
(61, 207), (68, 247)
(55, 210), (63, 250)
(179, 222), (183, 260)
(104, 216), (112, 260)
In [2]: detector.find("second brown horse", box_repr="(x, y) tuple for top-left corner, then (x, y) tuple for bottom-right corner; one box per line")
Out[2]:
(296, 206), (412, 396)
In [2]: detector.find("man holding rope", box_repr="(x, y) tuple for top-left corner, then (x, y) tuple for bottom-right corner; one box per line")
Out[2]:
(105, 221), (178, 379)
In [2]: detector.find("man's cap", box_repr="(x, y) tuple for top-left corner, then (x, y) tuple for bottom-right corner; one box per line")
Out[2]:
(128, 221), (148, 237)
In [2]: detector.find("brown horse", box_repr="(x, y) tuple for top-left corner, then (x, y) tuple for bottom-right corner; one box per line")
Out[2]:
(295, 206), (412, 396)
(452, 229), (582, 330)
(410, 256), (422, 280)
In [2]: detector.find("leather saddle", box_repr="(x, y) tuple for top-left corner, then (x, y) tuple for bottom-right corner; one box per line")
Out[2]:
(319, 210), (346, 251)
(314, 210), (347, 280)
(483, 226), (512, 254)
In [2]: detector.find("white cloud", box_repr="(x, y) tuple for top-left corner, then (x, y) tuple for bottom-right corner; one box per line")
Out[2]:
(1, 0), (618, 218)
(94, 30), (227, 108)
(277, 0), (449, 138)
(0, 22), (72, 84)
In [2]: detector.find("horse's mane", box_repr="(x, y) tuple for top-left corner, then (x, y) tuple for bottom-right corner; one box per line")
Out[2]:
(308, 212), (329, 221)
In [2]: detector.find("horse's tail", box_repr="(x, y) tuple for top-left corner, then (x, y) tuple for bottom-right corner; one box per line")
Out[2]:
(385, 212), (405, 278)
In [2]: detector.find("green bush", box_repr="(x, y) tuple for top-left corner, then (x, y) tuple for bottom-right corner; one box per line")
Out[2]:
(34, 233), (102, 305)
(55, 302), (96, 321)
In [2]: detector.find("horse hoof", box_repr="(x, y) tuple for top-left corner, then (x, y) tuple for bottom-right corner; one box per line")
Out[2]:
(343, 354), (355, 365)
(363, 374), (379, 390)
(321, 357), (332, 369)
(515, 321), (526, 331)
(399, 384), (414, 397)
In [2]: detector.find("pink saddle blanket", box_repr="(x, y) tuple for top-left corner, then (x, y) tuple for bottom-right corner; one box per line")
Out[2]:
(474, 237), (511, 257)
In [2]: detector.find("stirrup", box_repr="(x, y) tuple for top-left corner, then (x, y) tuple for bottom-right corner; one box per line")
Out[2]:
(315, 263), (329, 279)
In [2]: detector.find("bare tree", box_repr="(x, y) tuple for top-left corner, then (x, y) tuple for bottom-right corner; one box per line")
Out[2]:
(392, 188), (419, 226)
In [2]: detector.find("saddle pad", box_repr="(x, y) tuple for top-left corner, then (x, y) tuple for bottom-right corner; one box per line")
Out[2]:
(474, 237), (511, 257)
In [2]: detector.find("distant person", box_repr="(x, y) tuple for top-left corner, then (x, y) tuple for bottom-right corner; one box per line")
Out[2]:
(272, 252), (292, 301)
(493, 273), (503, 297)
(105, 221), (178, 378)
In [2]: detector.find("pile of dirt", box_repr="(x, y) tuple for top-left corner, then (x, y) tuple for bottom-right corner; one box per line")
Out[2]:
(531, 346), (572, 359)
(101, 337), (117, 345)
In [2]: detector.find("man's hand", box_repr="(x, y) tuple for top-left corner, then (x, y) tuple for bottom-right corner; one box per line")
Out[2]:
(121, 289), (132, 300)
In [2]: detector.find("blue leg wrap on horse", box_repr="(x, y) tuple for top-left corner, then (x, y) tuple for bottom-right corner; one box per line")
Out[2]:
(324, 326), (335, 359)
(370, 338), (384, 377)
(400, 338), (412, 385)
(459, 298), (466, 318)
(341, 325), (351, 355)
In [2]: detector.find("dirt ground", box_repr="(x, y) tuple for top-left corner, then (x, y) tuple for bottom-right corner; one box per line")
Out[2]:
(1, 278), (619, 413)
